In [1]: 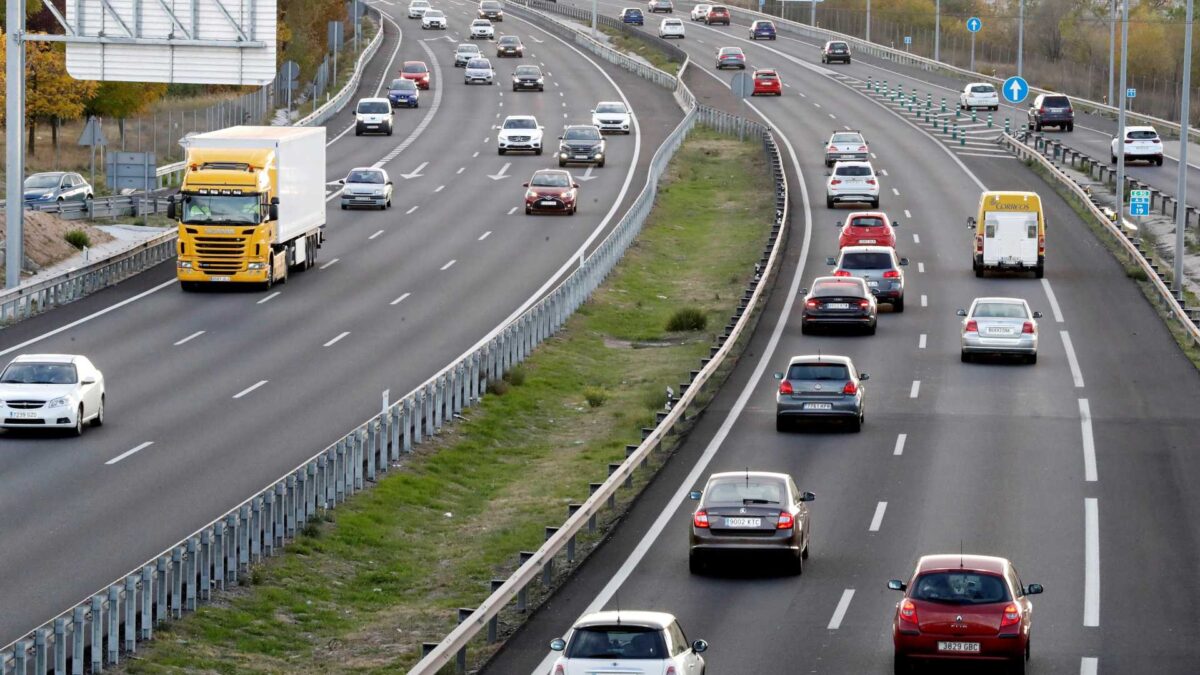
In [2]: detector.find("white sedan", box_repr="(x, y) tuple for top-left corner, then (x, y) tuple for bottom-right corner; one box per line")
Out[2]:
(407, 0), (430, 18)
(0, 354), (105, 436)
(421, 8), (447, 29)
(957, 297), (1042, 364)
(690, 3), (711, 19)
(550, 611), (707, 675)
(658, 17), (685, 38)
(959, 82), (1000, 110)
(470, 19), (495, 39)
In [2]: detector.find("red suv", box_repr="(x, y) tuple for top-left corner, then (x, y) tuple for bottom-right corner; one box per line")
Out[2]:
(890, 554), (1043, 674)
(705, 5), (730, 24)
(838, 211), (897, 249)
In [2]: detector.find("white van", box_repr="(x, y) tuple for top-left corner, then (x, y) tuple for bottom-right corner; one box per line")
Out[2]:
(967, 191), (1045, 278)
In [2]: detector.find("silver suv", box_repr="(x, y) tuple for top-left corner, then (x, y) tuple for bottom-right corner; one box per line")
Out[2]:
(826, 245), (909, 311)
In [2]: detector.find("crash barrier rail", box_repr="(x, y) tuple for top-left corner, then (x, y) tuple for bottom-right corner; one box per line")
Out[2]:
(0, 10), (386, 326)
(1000, 132), (1200, 347)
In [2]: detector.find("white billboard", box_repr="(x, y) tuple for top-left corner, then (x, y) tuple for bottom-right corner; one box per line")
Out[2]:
(65, 0), (277, 85)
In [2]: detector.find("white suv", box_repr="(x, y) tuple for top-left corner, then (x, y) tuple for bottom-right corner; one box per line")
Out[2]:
(592, 101), (632, 134)
(421, 8), (447, 28)
(550, 611), (707, 675)
(826, 161), (880, 208)
(407, 0), (430, 18)
(470, 18), (495, 39)
(690, 3), (711, 20)
(658, 17), (685, 38)
(1112, 125), (1164, 165)
(959, 82), (1000, 110)
(496, 115), (543, 155)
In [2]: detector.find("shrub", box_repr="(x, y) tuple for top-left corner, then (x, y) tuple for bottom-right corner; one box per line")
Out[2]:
(64, 229), (91, 250)
(640, 387), (668, 411)
(487, 379), (510, 396)
(583, 386), (609, 408)
(666, 306), (707, 332)
(504, 365), (527, 386)
(1125, 265), (1148, 281)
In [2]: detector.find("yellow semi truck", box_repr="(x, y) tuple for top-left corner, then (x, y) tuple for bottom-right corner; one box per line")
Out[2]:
(170, 126), (326, 290)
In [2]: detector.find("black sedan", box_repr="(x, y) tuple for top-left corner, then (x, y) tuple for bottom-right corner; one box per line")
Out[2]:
(512, 64), (545, 91)
(689, 471), (814, 575)
(801, 276), (878, 335)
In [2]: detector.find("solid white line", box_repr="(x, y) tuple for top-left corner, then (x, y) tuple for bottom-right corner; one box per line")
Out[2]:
(105, 442), (154, 466)
(920, 294), (928, 307)
(910, 380), (920, 398)
(323, 331), (350, 347)
(918, 334), (927, 349)
(1080, 398), (1098, 482)
(257, 291), (281, 304)
(319, 258), (339, 270)
(479, 230), (492, 241)
(903, 209), (911, 219)
(407, 205), (419, 214)
(912, 233), (920, 243)
(1084, 498), (1100, 627)
(828, 589), (855, 629)
(390, 292), (411, 306)
(1041, 278), (1065, 323)
(954, 151), (1018, 159)
(1061, 331), (1085, 388)
(368, 229), (385, 240)
(917, 262), (925, 273)
(233, 380), (268, 399)
(440, 259), (457, 270)
(1081, 657), (1099, 675)
(868, 502), (887, 531)
(508, 206), (518, 215)
(894, 433), (907, 456)
(174, 331), (205, 346)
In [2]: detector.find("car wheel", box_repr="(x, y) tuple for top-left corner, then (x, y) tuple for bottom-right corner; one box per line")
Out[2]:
(893, 296), (904, 312)
(598, 160), (605, 168)
(787, 549), (804, 576)
(180, 282), (199, 292)
(1157, 156), (1164, 166)
(536, 147), (543, 156)
(802, 538), (810, 559)
(559, 160), (567, 167)
(355, 128), (362, 136)
(870, 198), (880, 208)
(386, 126), (393, 136)
(1028, 353), (1038, 365)
(570, 205), (577, 215)
(775, 416), (789, 432)
(1035, 122), (1043, 132)
(513, 85), (518, 91)
(498, 148), (505, 156)
(849, 413), (862, 432)
(341, 204), (348, 210)
(866, 322), (877, 336)
(826, 197), (835, 208)
(1066, 122), (1074, 132)
(893, 653), (913, 675)
(1009, 654), (1027, 675)
(688, 552), (706, 575)
(525, 205), (532, 214)
(93, 394), (105, 427)
(961, 351), (971, 363)
(1035, 263), (1045, 279)
(72, 406), (84, 437)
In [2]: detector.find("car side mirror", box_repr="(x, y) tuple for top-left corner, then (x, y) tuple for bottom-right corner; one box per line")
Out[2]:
(956, 309), (968, 316)
(799, 491), (815, 502)
(799, 288), (808, 295)
(773, 371), (784, 380)
(1026, 583), (1044, 595)
(858, 372), (869, 380)
(899, 257), (909, 266)
(888, 579), (907, 591)
(337, 179), (346, 184)
(824, 170), (832, 177)
(549, 638), (566, 651)
(688, 490), (702, 500)
(692, 639), (708, 654)
(573, 183), (580, 188)
(387, 181), (394, 186)
(1032, 311), (1043, 319)
(835, 220), (843, 228)
(522, 182), (530, 187)
(166, 197), (176, 220)
(891, 220), (900, 227)
(81, 377), (97, 385)
(269, 203), (279, 221)
(825, 256), (836, 265)
(558, 135), (564, 139)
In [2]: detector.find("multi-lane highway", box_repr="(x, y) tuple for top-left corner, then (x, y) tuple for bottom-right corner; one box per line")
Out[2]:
(483, 4), (1200, 673)
(0, 0), (686, 646)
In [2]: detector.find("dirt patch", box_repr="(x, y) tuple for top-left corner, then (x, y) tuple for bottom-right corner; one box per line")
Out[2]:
(0, 211), (114, 276)
(603, 336), (692, 349)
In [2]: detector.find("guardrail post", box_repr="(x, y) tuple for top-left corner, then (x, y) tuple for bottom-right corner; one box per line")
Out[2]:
(240, 504), (252, 574)
(455, 608), (473, 674)
(543, 527), (558, 585)
(366, 419), (377, 481)
(73, 605), (87, 674)
(487, 579), (505, 643)
(90, 595), (103, 671)
(251, 496), (264, 562)
(402, 398), (414, 452)
(1005, 118), (1010, 134)
(141, 565), (154, 639)
(185, 537), (198, 610)
(567, 504), (582, 562)
(588, 483), (601, 532)
(213, 521), (227, 591)
(34, 627), (47, 675)
(124, 575), (138, 652)
(170, 547), (184, 618)
(155, 557), (168, 624)
(517, 552), (535, 611)
(353, 430), (365, 491)
(107, 585), (120, 665)
(624, 445), (637, 487)
(54, 616), (68, 674)
(14, 640), (29, 675)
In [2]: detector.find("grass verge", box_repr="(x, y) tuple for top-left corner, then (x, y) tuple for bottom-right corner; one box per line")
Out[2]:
(598, 25), (680, 73)
(116, 127), (775, 674)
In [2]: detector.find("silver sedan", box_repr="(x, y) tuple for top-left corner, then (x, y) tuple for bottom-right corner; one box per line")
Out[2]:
(957, 297), (1043, 364)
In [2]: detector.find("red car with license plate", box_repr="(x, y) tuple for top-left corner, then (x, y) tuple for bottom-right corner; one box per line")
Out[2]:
(704, 5), (730, 24)
(838, 211), (897, 249)
(400, 61), (431, 89)
(752, 69), (781, 96)
(890, 554), (1043, 674)
(524, 169), (579, 215)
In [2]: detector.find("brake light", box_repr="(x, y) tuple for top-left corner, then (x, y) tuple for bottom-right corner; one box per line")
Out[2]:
(1152, 138), (1161, 143)
(1039, 106), (1046, 114)
(693, 510), (709, 528)
(1000, 603), (1021, 627)
(665, 667), (677, 675)
(830, 179), (842, 185)
(1125, 139), (1134, 144)
(1022, 321), (1035, 334)
(777, 511), (794, 529)
(858, 299), (870, 309)
(833, 269), (852, 277)
(965, 320), (978, 333)
(883, 269), (900, 278)
(806, 299), (820, 308)
(866, 179), (877, 185)
(899, 599), (918, 624)
(975, 234), (984, 254)
(779, 379), (794, 395)
(828, 146), (838, 152)
(554, 666), (566, 675)
(842, 381), (857, 395)
(1038, 234), (1045, 256)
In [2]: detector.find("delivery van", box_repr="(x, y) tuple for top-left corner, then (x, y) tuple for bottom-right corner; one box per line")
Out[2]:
(967, 191), (1045, 278)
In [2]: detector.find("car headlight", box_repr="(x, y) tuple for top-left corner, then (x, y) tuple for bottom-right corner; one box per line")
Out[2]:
(526, 190), (537, 199)
(39, 193), (53, 200)
(47, 396), (69, 408)
(537, 77), (544, 83)
(374, 188), (385, 195)
(596, 152), (603, 158)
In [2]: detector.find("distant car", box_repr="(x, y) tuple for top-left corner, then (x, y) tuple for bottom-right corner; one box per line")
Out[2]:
(800, 276), (878, 335)
(749, 19), (776, 40)
(496, 35), (524, 57)
(959, 82), (1000, 110)
(421, 8), (447, 29)
(470, 18), (495, 39)
(824, 130), (869, 166)
(648, 0), (673, 12)
(658, 17), (685, 38)
(592, 100), (632, 134)
(354, 97), (394, 136)
(716, 46), (746, 70)
(338, 167), (394, 210)
(821, 40), (851, 63)
(774, 354), (868, 432)
(752, 68), (782, 96)
(827, 245), (908, 311)
(512, 64), (545, 91)
(705, 5), (730, 24)
(826, 160), (880, 208)
(454, 43), (481, 67)
(407, 0), (430, 18)
(400, 60), (431, 89)
(837, 211), (897, 249)
(890, 554), (1043, 674)
(1112, 125), (1164, 165)
(22, 172), (93, 205)
(958, 297), (1042, 363)
(478, 0), (504, 20)
(496, 114), (543, 154)
(524, 169), (579, 215)
(690, 3), (712, 20)
(558, 125), (606, 168)
(0, 354), (105, 436)
(1027, 92), (1074, 132)
(688, 471), (815, 575)
(464, 57), (496, 84)
(386, 79), (420, 108)
(620, 7), (644, 24)
(549, 611), (707, 675)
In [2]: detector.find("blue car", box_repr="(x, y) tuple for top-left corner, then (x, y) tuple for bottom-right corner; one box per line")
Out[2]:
(621, 8), (644, 24)
(749, 19), (776, 40)
(387, 78), (420, 108)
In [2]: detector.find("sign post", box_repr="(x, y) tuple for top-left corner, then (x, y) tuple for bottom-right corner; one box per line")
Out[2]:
(5, 0), (27, 287)
(77, 116), (109, 196)
(967, 17), (981, 72)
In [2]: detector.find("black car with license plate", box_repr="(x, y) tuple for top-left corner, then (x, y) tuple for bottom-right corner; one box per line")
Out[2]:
(1027, 93), (1074, 132)
(688, 471), (814, 575)
(558, 125), (606, 168)
(496, 35), (523, 57)
(479, 0), (503, 20)
(512, 64), (544, 91)
(801, 276), (878, 334)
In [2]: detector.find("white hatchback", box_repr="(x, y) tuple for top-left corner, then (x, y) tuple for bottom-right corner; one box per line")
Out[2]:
(1112, 125), (1164, 165)
(959, 82), (1000, 110)
(690, 3), (711, 20)
(421, 8), (447, 28)
(470, 18), (495, 39)
(464, 57), (495, 84)
(550, 611), (707, 675)
(0, 354), (105, 436)
(407, 0), (430, 18)
(826, 161), (880, 208)
(658, 17), (685, 38)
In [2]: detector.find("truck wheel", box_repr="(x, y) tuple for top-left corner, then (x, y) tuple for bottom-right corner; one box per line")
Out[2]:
(180, 282), (198, 292)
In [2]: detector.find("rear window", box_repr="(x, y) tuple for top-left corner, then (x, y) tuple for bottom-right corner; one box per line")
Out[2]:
(1043, 96), (1071, 108)
(1128, 130), (1159, 140)
(848, 216), (885, 228)
(467, 58), (491, 69)
(973, 302), (1028, 318)
(403, 63), (427, 73)
(829, 42), (848, 50)
(835, 165), (872, 177)
(840, 252), (893, 269)
(704, 477), (786, 505)
(756, 71), (777, 79)
(516, 66), (540, 76)
(567, 627), (666, 659)
(812, 281), (867, 298)
(911, 572), (1011, 605)
(500, 36), (519, 44)
(831, 133), (863, 144)
(481, 1), (501, 8)
(787, 363), (849, 380)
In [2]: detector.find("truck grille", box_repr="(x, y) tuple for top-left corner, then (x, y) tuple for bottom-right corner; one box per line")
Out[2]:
(194, 235), (248, 274)
(5, 400), (45, 409)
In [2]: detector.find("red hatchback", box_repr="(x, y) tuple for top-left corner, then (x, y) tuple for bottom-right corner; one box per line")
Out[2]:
(524, 169), (579, 215)
(400, 61), (431, 89)
(838, 211), (897, 249)
(889, 554), (1043, 674)
(752, 69), (782, 96)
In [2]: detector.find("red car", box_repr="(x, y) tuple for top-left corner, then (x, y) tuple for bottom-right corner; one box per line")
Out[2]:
(705, 5), (730, 24)
(524, 169), (579, 215)
(838, 211), (897, 249)
(751, 69), (781, 96)
(400, 61), (431, 89)
(890, 554), (1043, 674)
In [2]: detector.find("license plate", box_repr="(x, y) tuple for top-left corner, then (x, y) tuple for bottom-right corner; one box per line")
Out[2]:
(804, 402), (833, 410)
(987, 327), (1013, 335)
(211, 276), (231, 282)
(826, 302), (850, 309)
(859, 239), (876, 244)
(938, 642), (980, 653)
(723, 518), (761, 527)
(9, 411), (39, 419)
(867, 280), (879, 287)
(540, 200), (556, 206)
(574, 155), (589, 160)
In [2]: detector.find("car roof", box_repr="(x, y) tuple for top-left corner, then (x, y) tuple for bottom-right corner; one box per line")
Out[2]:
(574, 611), (675, 629)
(1126, 125), (1158, 133)
(10, 354), (80, 364)
(472, 18), (491, 22)
(971, 297), (1026, 304)
(28, 171), (68, 178)
(833, 160), (873, 168)
(787, 354), (853, 366)
(845, 211), (889, 222)
(499, 34), (520, 40)
(424, 8), (443, 12)
(505, 114), (537, 121)
(916, 554), (1009, 574)
(533, 169), (571, 177)
(812, 275), (866, 286)
(754, 69), (777, 75)
(357, 97), (391, 104)
(839, 245), (894, 255)
(403, 60), (428, 66)
(596, 100), (625, 106)
(348, 166), (384, 173)
(563, 124), (598, 130)
(708, 470), (791, 482)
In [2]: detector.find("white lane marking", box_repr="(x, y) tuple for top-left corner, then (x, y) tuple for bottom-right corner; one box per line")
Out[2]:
(903, 209), (912, 219)
(257, 291), (281, 305)
(507, 206), (519, 215)
(843, 125), (851, 131)
(323, 331), (351, 347)
(891, 187), (900, 196)
(918, 334), (927, 349)
(912, 233), (920, 243)
(1041, 278), (1064, 323)
(479, 230), (492, 241)
(399, 162), (426, 180)
(828, 589), (855, 629)
(1080, 399), (1098, 482)
(920, 294), (928, 307)
(799, 91), (806, 97)
(894, 433), (907, 456)
(233, 380), (269, 399)
(814, 102), (822, 108)
(910, 380), (921, 398)
(878, 169), (888, 176)
(1084, 498), (1100, 627)
(828, 113), (836, 119)
(457, 167), (465, 174)
(174, 331), (205, 346)
(1081, 657), (1098, 675)
(106, 442), (154, 466)
(368, 229), (385, 240)
(473, 151), (480, 158)
(407, 205), (419, 214)
(441, 259), (457, 271)
(870, 152), (877, 159)
(1062, 331), (1085, 388)
(435, 184), (446, 192)
(868, 502), (888, 532)
(917, 262), (925, 273)
(319, 258), (339, 270)
(390, 292), (411, 306)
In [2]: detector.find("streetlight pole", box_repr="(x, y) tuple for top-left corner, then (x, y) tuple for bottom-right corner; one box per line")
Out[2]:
(5, 0), (27, 289)
(1175, 0), (1193, 293)
(866, 0), (871, 42)
(1017, 0), (1024, 78)
(1108, 0), (1117, 104)
(592, 0), (598, 38)
(934, 0), (941, 62)
(1115, 0), (1131, 227)
(811, 0), (816, 26)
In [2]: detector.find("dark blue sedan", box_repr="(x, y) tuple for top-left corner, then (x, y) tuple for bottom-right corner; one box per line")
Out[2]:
(387, 78), (420, 108)
(620, 7), (644, 24)
(749, 19), (776, 40)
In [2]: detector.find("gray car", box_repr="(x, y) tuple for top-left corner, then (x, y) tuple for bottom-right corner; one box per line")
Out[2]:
(688, 471), (815, 575)
(958, 297), (1042, 364)
(23, 172), (93, 206)
(827, 245), (908, 311)
(801, 276), (877, 335)
(339, 167), (394, 210)
(774, 354), (868, 432)
(454, 43), (481, 67)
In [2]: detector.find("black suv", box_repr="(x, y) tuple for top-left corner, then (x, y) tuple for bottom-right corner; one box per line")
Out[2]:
(512, 65), (544, 91)
(478, 0), (503, 20)
(1027, 93), (1074, 132)
(821, 41), (851, 64)
(558, 125), (606, 168)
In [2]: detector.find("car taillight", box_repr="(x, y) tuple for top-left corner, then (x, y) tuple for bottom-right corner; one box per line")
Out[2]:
(1039, 106), (1046, 113)
(883, 269), (900, 278)
(1022, 321), (1035, 334)
(830, 179), (842, 185)
(1038, 234), (1045, 256)
(858, 299), (870, 309)
(693, 510), (709, 528)
(866, 179), (877, 185)
(805, 299), (819, 308)
(777, 511), (794, 529)
(554, 666), (565, 675)
(833, 269), (851, 277)
(842, 381), (857, 395)
(779, 379), (794, 395)
(665, 668), (677, 675)
(1152, 138), (1161, 143)
(1000, 603), (1021, 627)
(899, 599), (918, 624)
(965, 319), (978, 333)
(828, 146), (838, 152)
(975, 234), (984, 254)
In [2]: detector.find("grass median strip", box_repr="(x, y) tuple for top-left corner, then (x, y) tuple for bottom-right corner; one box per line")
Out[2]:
(120, 128), (773, 673)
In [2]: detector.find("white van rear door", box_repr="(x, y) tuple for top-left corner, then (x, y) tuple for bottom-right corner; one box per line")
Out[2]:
(982, 212), (1038, 266)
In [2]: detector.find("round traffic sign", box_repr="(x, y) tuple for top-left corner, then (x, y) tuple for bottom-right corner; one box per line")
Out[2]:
(1002, 76), (1029, 104)
(967, 17), (982, 33)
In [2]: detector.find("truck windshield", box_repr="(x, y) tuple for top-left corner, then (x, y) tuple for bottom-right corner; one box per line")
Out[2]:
(180, 194), (262, 225)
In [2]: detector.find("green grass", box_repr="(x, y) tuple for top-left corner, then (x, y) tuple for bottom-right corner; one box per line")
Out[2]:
(116, 127), (774, 674)
(598, 25), (680, 74)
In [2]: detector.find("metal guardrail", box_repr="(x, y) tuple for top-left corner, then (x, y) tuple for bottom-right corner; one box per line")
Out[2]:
(1000, 132), (1200, 347)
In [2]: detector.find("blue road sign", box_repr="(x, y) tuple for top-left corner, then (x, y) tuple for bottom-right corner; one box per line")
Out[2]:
(1130, 201), (1150, 216)
(1002, 76), (1029, 104)
(967, 17), (982, 32)
(1127, 88), (1137, 99)
(904, 36), (912, 45)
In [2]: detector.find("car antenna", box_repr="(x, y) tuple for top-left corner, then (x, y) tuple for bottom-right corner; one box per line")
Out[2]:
(615, 591), (621, 625)
(960, 540), (964, 569)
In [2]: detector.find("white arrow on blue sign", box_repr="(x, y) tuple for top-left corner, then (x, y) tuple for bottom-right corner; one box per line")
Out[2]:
(967, 17), (982, 32)
(1002, 76), (1029, 104)
(1126, 88), (1137, 99)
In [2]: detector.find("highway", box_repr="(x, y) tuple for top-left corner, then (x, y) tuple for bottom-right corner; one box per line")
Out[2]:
(0, 0), (685, 647)
(482, 4), (1200, 674)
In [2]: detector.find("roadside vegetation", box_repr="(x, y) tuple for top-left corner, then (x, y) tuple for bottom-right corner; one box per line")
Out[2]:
(599, 25), (681, 73)
(115, 128), (775, 673)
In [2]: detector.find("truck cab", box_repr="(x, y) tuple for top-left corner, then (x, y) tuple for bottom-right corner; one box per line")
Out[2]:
(968, 191), (1044, 278)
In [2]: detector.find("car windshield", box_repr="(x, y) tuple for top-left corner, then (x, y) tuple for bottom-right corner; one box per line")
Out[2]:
(357, 101), (390, 114)
(1129, 130), (1159, 140)
(481, 1), (501, 8)
(347, 170), (385, 184)
(516, 66), (540, 76)
(566, 627), (666, 659)
(835, 165), (873, 177)
(424, 9), (443, 17)
(840, 252), (894, 269)
(973, 302), (1027, 318)
(180, 194), (261, 225)
(812, 281), (867, 297)
(390, 79), (416, 90)
(719, 48), (742, 56)
(711, 6), (727, 11)
(411, 0), (428, 5)
(403, 63), (428, 74)
(970, 84), (996, 94)
(705, 477), (785, 504)
(787, 363), (849, 380)
(531, 173), (570, 187)
(0, 362), (78, 385)
(25, 175), (62, 189)
(831, 133), (863, 145)
(564, 127), (601, 140)
(467, 59), (491, 69)
(504, 118), (536, 129)
(912, 572), (1011, 605)
(500, 36), (519, 44)
(596, 103), (626, 113)
(664, 19), (681, 25)
(624, 8), (641, 14)
(848, 216), (885, 228)
(755, 21), (772, 28)
(473, 19), (490, 26)
(1043, 96), (1071, 108)
(458, 44), (479, 52)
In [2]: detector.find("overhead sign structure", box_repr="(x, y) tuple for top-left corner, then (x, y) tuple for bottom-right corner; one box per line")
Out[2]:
(1129, 189), (1151, 217)
(1002, 76), (1030, 104)
(967, 17), (982, 32)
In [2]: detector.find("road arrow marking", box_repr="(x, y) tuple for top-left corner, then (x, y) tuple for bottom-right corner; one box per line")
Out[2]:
(400, 161), (428, 179)
(575, 166), (598, 182)
(488, 162), (511, 180)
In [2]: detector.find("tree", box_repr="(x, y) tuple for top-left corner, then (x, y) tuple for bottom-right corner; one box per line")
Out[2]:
(86, 81), (168, 145)
(25, 38), (96, 153)
(0, 0), (45, 31)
